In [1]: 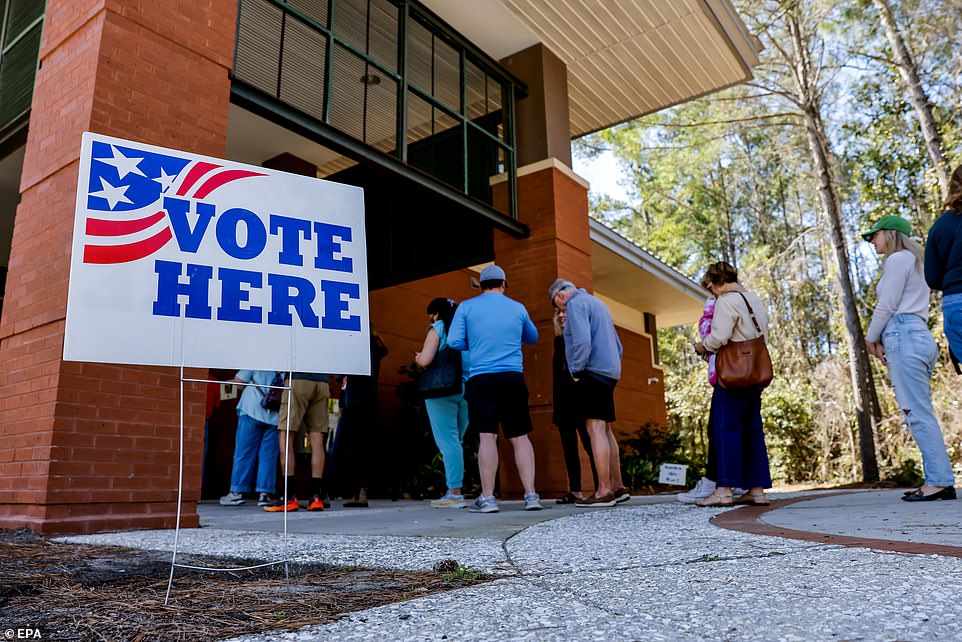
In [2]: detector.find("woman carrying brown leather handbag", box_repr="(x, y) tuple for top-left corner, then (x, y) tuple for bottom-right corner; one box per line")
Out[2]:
(693, 261), (773, 507)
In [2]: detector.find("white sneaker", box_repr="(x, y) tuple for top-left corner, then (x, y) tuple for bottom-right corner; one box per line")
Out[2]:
(676, 478), (715, 504)
(219, 491), (245, 506)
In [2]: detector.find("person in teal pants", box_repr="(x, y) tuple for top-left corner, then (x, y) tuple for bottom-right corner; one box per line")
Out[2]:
(415, 297), (470, 508)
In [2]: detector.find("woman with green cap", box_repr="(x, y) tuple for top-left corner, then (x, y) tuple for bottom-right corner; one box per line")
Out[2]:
(863, 215), (955, 501)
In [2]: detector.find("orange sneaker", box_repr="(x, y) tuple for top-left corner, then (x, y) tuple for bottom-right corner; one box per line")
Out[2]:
(263, 497), (299, 512)
(307, 495), (325, 511)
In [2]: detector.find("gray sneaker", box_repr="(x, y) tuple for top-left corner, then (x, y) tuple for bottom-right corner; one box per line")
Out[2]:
(523, 492), (544, 511)
(219, 491), (244, 506)
(469, 495), (499, 513)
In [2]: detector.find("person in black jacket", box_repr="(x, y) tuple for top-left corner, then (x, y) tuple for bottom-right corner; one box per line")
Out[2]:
(551, 308), (597, 503)
(325, 328), (389, 507)
(925, 164), (962, 374)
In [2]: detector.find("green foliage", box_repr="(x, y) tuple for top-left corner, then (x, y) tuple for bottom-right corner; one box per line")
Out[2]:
(576, 0), (962, 486)
(760, 381), (818, 483)
(884, 457), (924, 487)
(442, 564), (481, 582)
(619, 422), (703, 489)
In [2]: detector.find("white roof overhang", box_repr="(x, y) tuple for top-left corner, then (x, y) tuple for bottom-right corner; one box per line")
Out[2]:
(421, 0), (760, 137)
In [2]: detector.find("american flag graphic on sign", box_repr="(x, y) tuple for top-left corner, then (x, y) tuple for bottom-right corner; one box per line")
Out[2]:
(66, 132), (369, 373)
(83, 141), (264, 264)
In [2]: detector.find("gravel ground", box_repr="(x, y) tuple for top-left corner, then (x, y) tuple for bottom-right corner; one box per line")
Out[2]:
(61, 496), (962, 641)
(231, 503), (962, 641)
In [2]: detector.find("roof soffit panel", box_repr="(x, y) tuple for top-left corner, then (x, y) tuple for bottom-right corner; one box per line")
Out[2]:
(423, 0), (759, 137)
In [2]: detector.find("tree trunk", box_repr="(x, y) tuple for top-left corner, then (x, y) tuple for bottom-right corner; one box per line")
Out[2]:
(787, 10), (880, 481)
(871, 0), (951, 200)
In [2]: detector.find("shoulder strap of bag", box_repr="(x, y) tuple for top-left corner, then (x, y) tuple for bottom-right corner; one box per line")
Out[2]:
(733, 291), (763, 336)
(259, 371), (283, 395)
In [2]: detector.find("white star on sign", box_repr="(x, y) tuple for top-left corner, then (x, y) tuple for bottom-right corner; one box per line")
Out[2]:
(89, 176), (134, 209)
(155, 168), (177, 193)
(96, 145), (147, 180)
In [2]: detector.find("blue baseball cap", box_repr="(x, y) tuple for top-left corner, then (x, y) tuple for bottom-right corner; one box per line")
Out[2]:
(479, 264), (506, 282)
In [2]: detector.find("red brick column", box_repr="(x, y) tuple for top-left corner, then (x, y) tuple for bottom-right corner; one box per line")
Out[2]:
(492, 160), (595, 498)
(0, 1), (237, 533)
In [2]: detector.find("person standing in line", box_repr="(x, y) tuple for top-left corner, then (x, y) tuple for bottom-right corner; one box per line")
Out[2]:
(925, 165), (962, 374)
(220, 370), (279, 507)
(693, 261), (772, 507)
(447, 265), (543, 513)
(326, 329), (389, 508)
(548, 279), (630, 508)
(863, 216), (956, 501)
(415, 297), (470, 508)
(677, 287), (745, 504)
(263, 372), (332, 513)
(551, 307), (597, 503)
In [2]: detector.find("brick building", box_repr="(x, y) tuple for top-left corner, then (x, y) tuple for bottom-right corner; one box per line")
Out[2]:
(0, 0), (758, 533)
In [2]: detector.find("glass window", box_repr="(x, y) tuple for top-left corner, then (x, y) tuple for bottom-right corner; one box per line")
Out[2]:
(368, 0), (398, 72)
(279, 17), (327, 121)
(0, 0), (44, 130)
(234, 0), (283, 96)
(232, 0), (519, 219)
(287, 0), (328, 28)
(406, 18), (432, 95)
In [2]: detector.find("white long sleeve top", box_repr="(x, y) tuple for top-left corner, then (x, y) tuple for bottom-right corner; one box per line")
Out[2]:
(866, 249), (930, 342)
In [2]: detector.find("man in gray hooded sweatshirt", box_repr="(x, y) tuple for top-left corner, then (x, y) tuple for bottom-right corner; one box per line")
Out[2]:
(549, 279), (629, 508)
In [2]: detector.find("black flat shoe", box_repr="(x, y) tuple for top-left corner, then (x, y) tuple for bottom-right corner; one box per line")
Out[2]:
(903, 488), (920, 497)
(901, 486), (956, 502)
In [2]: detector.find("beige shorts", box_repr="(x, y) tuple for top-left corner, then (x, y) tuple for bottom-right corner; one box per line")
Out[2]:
(278, 379), (331, 433)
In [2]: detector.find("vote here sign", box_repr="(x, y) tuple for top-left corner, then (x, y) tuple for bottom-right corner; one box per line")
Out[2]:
(64, 132), (370, 374)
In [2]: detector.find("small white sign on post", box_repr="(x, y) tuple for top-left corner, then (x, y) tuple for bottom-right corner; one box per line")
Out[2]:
(64, 132), (370, 374)
(658, 463), (688, 486)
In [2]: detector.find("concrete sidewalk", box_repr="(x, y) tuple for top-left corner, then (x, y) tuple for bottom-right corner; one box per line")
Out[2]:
(60, 489), (962, 641)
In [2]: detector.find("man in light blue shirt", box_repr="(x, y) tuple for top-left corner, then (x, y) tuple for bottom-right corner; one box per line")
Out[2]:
(220, 370), (280, 507)
(447, 265), (542, 513)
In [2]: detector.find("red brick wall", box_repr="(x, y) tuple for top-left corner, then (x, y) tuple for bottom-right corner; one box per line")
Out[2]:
(0, 0), (237, 534)
(613, 328), (668, 438)
(368, 267), (670, 499)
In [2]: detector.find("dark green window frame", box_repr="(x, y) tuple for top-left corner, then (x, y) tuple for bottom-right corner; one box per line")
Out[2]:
(232, 0), (523, 228)
(0, 0), (44, 148)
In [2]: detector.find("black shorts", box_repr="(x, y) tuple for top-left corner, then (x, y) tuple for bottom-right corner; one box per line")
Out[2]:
(465, 372), (533, 439)
(574, 375), (616, 422)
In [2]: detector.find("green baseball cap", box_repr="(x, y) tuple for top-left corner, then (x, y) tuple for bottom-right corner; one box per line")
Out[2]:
(861, 215), (912, 241)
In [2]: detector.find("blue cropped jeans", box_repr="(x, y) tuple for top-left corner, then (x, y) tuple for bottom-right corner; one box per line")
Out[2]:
(424, 391), (469, 490)
(882, 314), (955, 487)
(229, 414), (279, 495)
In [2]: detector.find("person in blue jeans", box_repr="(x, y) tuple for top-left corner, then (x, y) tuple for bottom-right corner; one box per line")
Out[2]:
(925, 165), (962, 375)
(863, 215), (956, 502)
(415, 297), (470, 508)
(219, 370), (280, 506)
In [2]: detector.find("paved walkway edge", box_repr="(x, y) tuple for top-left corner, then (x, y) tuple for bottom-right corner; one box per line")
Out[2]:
(712, 491), (962, 558)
